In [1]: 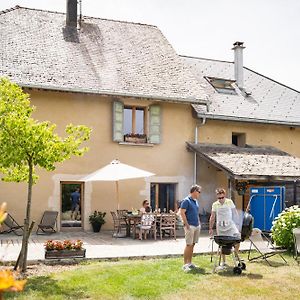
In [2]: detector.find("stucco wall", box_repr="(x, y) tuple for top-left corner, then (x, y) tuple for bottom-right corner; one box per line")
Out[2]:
(2, 90), (300, 231)
(196, 119), (300, 212)
(0, 90), (197, 231)
(198, 119), (300, 155)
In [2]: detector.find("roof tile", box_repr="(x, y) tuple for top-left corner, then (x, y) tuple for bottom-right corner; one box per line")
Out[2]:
(0, 6), (207, 103)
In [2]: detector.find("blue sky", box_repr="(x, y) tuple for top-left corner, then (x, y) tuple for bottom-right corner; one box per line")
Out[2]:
(1, 0), (300, 90)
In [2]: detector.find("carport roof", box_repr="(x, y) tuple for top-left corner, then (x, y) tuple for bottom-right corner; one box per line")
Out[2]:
(186, 142), (300, 181)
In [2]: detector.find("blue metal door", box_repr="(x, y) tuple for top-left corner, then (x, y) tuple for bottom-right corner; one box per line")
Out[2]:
(249, 186), (285, 231)
(249, 187), (265, 230)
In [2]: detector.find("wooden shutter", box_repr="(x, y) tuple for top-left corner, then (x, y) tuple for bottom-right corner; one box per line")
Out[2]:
(112, 101), (124, 142)
(149, 105), (161, 144)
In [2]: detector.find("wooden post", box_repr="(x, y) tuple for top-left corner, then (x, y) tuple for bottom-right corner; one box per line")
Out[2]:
(116, 181), (120, 210)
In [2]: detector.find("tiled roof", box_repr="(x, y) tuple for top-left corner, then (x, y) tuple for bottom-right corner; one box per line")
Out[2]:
(182, 56), (300, 125)
(0, 6), (207, 104)
(187, 142), (300, 180)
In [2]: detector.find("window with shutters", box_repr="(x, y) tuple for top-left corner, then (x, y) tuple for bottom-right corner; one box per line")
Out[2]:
(112, 101), (161, 144)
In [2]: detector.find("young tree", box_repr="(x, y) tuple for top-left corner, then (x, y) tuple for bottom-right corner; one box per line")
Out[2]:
(0, 78), (91, 272)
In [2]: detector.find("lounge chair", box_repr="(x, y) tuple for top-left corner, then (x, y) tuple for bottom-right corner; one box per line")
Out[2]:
(1, 213), (24, 236)
(36, 211), (58, 235)
(292, 228), (300, 261)
(248, 228), (287, 266)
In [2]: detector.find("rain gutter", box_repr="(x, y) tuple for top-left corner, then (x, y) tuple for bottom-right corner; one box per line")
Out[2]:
(19, 82), (208, 105)
(193, 117), (206, 184)
(197, 113), (300, 127)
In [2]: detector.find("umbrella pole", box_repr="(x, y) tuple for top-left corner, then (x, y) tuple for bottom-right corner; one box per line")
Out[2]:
(116, 181), (119, 210)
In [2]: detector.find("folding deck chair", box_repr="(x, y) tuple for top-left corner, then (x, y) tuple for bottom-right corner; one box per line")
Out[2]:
(36, 211), (58, 235)
(248, 228), (287, 266)
(292, 228), (300, 261)
(1, 213), (24, 236)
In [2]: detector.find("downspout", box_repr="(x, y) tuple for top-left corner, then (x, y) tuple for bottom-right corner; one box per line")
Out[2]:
(193, 117), (206, 183)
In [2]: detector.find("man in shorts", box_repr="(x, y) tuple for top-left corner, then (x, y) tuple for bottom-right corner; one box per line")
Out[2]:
(70, 187), (80, 220)
(209, 188), (240, 268)
(180, 184), (202, 272)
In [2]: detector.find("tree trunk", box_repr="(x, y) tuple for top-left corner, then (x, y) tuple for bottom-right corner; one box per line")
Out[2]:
(14, 221), (34, 271)
(16, 160), (33, 273)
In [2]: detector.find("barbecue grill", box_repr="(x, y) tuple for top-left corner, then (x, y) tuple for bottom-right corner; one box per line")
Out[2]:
(211, 211), (253, 274)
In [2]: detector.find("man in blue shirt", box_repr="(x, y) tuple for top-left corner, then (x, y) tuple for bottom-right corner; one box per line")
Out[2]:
(180, 184), (201, 272)
(70, 187), (80, 220)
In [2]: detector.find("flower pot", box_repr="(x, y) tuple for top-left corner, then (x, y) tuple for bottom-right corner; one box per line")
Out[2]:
(124, 136), (147, 143)
(45, 249), (86, 259)
(91, 222), (102, 232)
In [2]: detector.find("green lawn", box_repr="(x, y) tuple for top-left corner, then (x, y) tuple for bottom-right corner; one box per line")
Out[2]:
(5, 254), (300, 300)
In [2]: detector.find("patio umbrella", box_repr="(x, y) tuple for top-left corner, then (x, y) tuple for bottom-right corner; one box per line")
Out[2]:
(81, 159), (155, 209)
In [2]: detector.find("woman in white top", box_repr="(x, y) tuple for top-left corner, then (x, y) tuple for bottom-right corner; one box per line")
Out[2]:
(140, 199), (150, 213)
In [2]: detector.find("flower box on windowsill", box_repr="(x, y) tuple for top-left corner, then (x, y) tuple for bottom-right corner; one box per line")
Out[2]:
(45, 249), (86, 259)
(124, 135), (147, 143)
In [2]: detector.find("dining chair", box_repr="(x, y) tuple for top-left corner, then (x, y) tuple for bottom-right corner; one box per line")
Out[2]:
(137, 213), (157, 240)
(111, 211), (128, 237)
(158, 213), (176, 240)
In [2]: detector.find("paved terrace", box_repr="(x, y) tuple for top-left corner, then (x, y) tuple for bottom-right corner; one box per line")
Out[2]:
(0, 231), (251, 264)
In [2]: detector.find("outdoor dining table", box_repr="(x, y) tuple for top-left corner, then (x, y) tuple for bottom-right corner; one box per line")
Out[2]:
(125, 214), (141, 239)
(125, 213), (176, 240)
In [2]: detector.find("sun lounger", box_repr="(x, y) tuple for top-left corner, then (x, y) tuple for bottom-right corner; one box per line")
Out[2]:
(1, 213), (24, 236)
(36, 211), (58, 235)
(248, 228), (287, 266)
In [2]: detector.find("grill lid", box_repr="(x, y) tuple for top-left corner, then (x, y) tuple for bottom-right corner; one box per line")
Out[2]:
(241, 211), (254, 240)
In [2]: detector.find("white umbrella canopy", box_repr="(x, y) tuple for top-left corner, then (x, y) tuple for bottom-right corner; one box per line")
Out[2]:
(81, 159), (155, 209)
(82, 159), (155, 181)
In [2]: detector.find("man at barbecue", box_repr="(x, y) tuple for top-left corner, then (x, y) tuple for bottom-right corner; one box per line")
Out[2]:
(209, 187), (240, 268)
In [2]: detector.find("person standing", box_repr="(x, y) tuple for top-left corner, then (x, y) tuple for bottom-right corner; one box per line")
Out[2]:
(209, 187), (240, 268)
(70, 187), (80, 220)
(180, 184), (202, 272)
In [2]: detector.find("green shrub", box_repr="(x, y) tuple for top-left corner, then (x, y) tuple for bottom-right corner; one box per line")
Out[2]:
(271, 205), (300, 250)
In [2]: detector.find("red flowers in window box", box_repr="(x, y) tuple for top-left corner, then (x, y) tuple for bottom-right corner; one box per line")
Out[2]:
(124, 133), (147, 143)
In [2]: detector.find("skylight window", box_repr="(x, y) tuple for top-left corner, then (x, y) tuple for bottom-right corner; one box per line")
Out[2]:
(206, 77), (237, 95)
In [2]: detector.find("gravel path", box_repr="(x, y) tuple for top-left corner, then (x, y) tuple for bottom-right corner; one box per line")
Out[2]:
(1, 262), (81, 278)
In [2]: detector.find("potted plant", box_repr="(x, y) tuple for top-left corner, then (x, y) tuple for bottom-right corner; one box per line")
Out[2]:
(44, 240), (85, 259)
(235, 181), (249, 195)
(89, 210), (106, 232)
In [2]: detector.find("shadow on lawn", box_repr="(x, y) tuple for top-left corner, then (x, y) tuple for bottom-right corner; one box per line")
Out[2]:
(5, 275), (86, 299)
(216, 268), (263, 279)
(248, 260), (287, 268)
(188, 267), (210, 275)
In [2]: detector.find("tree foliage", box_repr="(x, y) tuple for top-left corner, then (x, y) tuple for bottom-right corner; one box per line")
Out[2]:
(0, 78), (91, 183)
(0, 77), (91, 271)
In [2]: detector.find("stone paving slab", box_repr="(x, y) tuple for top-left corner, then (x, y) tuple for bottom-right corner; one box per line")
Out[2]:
(0, 231), (251, 264)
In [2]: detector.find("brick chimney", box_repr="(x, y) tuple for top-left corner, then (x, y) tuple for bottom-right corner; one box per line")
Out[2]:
(66, 0), (77, 27)
(232, 41), (245, 88)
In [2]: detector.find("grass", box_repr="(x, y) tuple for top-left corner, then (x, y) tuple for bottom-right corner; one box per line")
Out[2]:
(5, 253), (300, 300)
